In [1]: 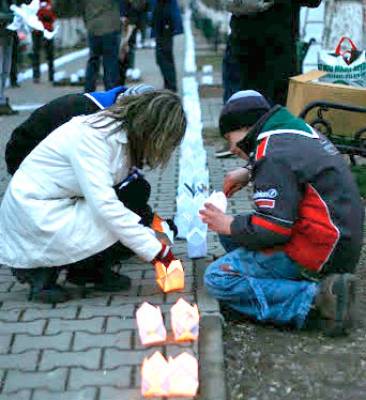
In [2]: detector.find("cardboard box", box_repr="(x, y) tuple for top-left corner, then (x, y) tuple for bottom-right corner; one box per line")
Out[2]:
(287, 70), (366, 136)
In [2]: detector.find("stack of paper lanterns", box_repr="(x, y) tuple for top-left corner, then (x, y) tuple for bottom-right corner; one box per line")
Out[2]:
(175, 9), (210, 259)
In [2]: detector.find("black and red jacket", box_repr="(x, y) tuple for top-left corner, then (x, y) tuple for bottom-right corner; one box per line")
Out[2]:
(231, 106), (364, 275)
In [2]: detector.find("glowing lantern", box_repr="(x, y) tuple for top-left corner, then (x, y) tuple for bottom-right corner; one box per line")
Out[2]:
(151, 213), (174, 246)
(168, 353), (199, 397)
(141, 351), (169, 397)
(141, 352), (199, 398)
(171, 298), (199, 342)
(155, 260), (185, 293)
(136, 302), (167, 346)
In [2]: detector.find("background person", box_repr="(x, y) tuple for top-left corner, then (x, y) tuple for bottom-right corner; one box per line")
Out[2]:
(151, 0), (183, 92)
(228, 0), (321, 105)
(201, 90), (364, 337)
(31, 0), (56, 83)
(80, 0), (122, 92)
(0, 0), (16, 114)
(0, 90), (186, 303)
(5, 84), (157, 175)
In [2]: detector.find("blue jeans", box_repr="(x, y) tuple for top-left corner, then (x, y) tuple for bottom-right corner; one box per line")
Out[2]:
(204, 236), (319, 329)
(85, 32), (120, 92)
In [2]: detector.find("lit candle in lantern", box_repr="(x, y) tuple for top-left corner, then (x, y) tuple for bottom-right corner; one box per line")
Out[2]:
(155, 259), (185, 293)
(171, 298), (200, 342)
(168, 352), (199, 397)
(136, 302), (167, 346)
(141, 351), (169, 397)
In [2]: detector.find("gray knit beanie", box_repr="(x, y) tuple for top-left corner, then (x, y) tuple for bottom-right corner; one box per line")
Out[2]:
(219, 90), (271, 137)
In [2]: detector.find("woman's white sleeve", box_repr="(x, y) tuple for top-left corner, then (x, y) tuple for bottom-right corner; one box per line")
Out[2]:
(68, 128), (162, 262)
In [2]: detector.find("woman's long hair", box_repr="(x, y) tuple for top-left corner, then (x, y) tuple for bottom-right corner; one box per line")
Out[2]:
(90, 90), (187, 169)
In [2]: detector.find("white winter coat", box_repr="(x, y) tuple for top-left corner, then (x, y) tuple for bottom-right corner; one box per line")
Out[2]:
(0, 114), (162, 269)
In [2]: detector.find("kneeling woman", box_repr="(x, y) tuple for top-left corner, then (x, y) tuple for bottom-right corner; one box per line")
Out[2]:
(0, 90), (186, 302)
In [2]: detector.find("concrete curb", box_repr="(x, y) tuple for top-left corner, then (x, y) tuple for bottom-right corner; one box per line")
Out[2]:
(195, 258), (228, 400)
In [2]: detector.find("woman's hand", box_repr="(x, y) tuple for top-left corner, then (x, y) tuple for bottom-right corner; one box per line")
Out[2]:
(223, 167), (251, 198)
(199, 203), (234, 235)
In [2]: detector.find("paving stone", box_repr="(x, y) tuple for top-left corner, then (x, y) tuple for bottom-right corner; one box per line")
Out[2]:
(12, 332), (72, 353)
(68, 366), (132, 390)
(46, 317), (104, 334)
(39, 348), (101, 371)
(111, 294), (164, 306)
(0, 334), (13, 354)
(73, 331), (132, 351)
(99, 387), (141, 400)
(167, 345), (198, 358)
(103, 348), (162, 368)
(3, 369), (68, 393)
(106, 317), (136, 333)
(57, 296), (110, 307)
(22, 307), (78, 321)
(0, 320), (46, 335)
(33, 388), (97, 400)
(0, 298), (53, 310)
(0, 390), (32, 400)
(78, 305), (134, 319)
(0, 350), (38, 371)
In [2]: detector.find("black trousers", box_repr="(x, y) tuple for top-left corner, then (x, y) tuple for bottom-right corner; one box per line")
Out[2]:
(155, 32), (177, 92)
(12, 178), (153, 286)
(10, 31), (19, 86)
(32, 32), (54, 81)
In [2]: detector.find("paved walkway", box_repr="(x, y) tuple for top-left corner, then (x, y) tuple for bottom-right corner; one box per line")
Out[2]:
(0, 25), (228, 399)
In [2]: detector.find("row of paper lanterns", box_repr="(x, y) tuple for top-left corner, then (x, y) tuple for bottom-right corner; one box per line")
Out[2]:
(138, 299), (199, 397)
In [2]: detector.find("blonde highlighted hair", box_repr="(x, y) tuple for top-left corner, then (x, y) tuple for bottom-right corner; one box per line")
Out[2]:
(91, 90), (186, 169)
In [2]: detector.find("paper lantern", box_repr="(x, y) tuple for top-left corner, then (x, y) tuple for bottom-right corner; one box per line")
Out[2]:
(168, 353), (199, 397)
(151, 213), (174, 246)
(155, 260), (185, 293)
(141, 351), (169, 397)
(205, 191), (228, 213)
(136, 302), (167, 346)
(171, 298), (199, 342)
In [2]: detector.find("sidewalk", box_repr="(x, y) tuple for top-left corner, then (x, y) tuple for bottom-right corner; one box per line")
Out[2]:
(0, 23), (229, 399)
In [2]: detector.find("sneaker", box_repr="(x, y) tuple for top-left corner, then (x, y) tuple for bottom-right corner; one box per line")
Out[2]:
(314, 273), (358, 336)
(67, 267), (131, 292)
(215, 143), (233, 158)
(29, 284), (71, 303)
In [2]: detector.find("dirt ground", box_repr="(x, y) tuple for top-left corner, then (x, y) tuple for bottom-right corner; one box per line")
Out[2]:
(223, 247), (366, 400)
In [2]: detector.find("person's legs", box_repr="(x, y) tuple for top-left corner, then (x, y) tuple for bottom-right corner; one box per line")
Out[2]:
(127, 28), (137, 70)
(155, 33), (177, 92)
(10, 32), (19, 87)
(222, 40), (241, 103)
(0, 33), (17, 114)
(45, 38), (55, 82)
(31, 32), (41, 82)
(12, 267), (69, 303)
(66, 177), (153, 290)
(85, 33), (102, 92)
(101, 31), (121, 90)
(204, 248), (318, 329)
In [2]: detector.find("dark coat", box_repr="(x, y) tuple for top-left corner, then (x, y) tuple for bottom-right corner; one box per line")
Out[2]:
(151, 0), (183, 38)
(229, 1), (322, 104)
(5, 86), (126, 175)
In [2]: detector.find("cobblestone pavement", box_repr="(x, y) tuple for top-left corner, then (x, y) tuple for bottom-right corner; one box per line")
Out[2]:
(0, 34), (221, 400)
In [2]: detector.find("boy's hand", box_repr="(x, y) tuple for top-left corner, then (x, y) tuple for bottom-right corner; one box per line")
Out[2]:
(223, 168), (251, 197)
(199, 203), (234, 235)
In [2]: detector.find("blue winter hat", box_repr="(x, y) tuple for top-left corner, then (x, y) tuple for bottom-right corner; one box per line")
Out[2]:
(219, 90), (271, 137)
